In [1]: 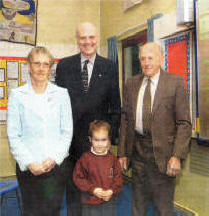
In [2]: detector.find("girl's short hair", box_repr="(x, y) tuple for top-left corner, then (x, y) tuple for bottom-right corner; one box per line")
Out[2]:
(89, 120), (111, 138)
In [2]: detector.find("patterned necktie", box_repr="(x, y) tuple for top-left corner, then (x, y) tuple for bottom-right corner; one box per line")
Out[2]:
(142, 78), (152, 135)
(81, 60), (89, 93)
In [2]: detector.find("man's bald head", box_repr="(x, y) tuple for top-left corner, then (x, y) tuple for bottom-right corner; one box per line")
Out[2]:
(76, 22), (99, 59)
(139, 42), (164, 77)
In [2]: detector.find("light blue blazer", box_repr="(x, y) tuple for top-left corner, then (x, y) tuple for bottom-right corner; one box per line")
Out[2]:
(7, 81), (73, 171)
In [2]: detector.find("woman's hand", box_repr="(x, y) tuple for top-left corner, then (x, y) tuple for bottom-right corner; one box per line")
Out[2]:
(42, 158), (56, 173)
(28, 162), (45, 176)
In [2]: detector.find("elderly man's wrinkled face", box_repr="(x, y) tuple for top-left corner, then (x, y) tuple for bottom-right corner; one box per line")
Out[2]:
(140, 43), (163, 78)
(76, 23), (98, 59)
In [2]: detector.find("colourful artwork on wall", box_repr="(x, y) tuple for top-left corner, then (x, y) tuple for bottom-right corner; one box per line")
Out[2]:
(0, 0), (38, 45)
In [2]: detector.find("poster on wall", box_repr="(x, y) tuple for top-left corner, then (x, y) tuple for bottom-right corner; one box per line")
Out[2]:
(0, 0), (38, 45)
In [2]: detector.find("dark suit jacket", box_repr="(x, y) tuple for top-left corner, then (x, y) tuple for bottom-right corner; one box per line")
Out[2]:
(118, 70), (192, 173)
(55, 53), (121, 160)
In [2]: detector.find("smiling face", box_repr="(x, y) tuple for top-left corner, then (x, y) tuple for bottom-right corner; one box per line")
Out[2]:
(76, 22), (98, 59)
(140, 43), (163, 78)
(29, 54), (51, 84)
(90, 129), (110, 155)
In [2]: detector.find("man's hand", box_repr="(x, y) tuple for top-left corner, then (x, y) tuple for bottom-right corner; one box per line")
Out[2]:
(166, 156), (181, 177)
(42, 158), (56, 173)
(119, 157), (128, 171)
(28, 162), (45, 176)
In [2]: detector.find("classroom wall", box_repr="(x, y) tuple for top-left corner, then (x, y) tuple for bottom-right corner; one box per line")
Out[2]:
(100, 0), (176, 91)
(100, 0), (176, 56)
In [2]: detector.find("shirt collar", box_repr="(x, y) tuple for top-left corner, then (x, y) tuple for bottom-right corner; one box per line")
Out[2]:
(81, 54), (96, 65)
(90, 146), (108, 156)
(144, 70), (160, 84)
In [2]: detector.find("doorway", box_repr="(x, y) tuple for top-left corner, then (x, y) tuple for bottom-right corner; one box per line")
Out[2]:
(122, 29), (147, 95)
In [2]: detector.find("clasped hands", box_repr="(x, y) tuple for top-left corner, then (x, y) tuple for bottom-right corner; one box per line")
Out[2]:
(28, 158), (56, 176)
(93, 188), (113, 201)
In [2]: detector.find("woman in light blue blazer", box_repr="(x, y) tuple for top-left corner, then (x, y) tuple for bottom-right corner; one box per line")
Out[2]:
(7, 47), (73, 216)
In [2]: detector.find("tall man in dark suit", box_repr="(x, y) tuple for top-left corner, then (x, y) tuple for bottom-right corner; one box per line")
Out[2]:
(55, 22), (121, 216)
(118, 42), (191, 216)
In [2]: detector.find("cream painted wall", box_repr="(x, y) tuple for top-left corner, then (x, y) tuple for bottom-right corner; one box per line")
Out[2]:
(100, 0), (176, 52)
(37, 0), (101, 57)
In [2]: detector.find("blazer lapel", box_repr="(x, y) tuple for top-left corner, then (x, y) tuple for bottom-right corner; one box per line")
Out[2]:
(88, 54), (100, 90)
(74, 54), (85, 92)
(152, 70), (166, 116)
(133, 75), (143, 124)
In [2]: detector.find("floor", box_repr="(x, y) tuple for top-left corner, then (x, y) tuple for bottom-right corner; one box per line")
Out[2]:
(0, 185), (133, 216)
(0, 184), (193, 216)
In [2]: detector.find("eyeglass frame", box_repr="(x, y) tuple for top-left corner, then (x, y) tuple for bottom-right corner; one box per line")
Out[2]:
(30, 61), (52, 69)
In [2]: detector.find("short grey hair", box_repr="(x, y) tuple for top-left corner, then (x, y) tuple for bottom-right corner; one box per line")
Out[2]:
(27, 46), (54, 66)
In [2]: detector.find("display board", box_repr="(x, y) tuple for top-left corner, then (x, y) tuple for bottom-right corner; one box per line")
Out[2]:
(0, 56), (58, 124)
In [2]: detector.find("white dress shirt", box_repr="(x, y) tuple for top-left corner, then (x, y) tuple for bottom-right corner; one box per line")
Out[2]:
(135, 71), (160, 134)
(81, 54), (96, 84)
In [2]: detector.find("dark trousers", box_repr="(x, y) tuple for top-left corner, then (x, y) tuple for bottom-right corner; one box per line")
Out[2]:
(16, 160), (67, 216)
(132, 133), (175, 216)
(66, 158), (82, 216)
(82, 200), (117, 216)
(66, 133), (90, 216)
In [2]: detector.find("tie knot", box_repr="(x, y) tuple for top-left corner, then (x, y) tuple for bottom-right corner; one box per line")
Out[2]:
(84, 60), (89, 65)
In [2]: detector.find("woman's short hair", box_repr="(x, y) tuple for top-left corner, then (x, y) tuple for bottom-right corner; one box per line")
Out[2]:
(27, 46), (54, 66)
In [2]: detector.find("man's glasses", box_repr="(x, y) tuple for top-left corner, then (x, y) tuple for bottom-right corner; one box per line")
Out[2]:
(31, 61), (51, 69)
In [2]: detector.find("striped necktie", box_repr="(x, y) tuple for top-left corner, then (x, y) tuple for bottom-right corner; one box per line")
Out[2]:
(81, 60), (89, 93)
(142, 78), (152, 135)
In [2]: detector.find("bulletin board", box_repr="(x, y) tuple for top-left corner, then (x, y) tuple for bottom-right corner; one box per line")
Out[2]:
(164, 31), (193, 101)
(164, 32), (192, 95)
(0, 56), (59, 124)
